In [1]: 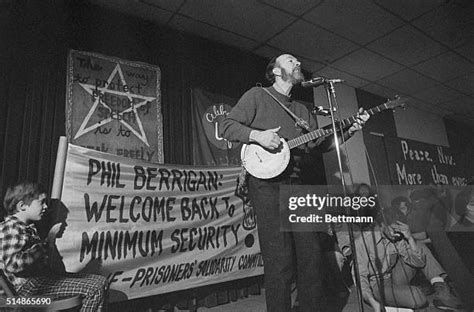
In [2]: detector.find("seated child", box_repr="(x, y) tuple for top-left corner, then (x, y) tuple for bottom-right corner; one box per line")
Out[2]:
(1, 182), (108, 311)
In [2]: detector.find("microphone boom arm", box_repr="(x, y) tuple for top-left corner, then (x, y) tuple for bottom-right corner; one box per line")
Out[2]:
(301, 77), (344, 88)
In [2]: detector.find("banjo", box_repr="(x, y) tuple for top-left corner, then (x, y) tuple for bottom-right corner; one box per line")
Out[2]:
(241, 97), (405, 179)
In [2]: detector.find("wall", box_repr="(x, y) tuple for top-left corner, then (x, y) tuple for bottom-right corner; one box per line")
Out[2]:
(394, 106), (449, 147)
(313, 84), (371, 189)
(314, 85), (459, 189)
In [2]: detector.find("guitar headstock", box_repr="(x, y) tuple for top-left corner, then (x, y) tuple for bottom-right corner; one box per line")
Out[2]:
(384, 95), (406, 111)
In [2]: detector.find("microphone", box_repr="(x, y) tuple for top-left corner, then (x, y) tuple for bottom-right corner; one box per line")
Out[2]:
(301, 77), (325, 88)
(312, 106), (336, 116)
(301, 77), (344, 88)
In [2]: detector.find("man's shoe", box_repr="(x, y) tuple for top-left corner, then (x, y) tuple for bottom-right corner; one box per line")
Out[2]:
(432, 282), (463, 310)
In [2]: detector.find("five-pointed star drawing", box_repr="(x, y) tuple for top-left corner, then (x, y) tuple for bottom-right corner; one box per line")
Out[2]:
(74, 63), (156, 146)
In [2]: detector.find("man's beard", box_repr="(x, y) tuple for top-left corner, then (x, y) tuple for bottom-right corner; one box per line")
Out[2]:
(281, 67), (304, 84)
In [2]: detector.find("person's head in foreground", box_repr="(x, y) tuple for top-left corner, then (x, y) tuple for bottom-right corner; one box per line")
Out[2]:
(3, 182), (48, 224)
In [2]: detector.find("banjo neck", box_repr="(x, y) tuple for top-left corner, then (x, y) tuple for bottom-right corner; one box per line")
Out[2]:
(287, 101), (397, 149)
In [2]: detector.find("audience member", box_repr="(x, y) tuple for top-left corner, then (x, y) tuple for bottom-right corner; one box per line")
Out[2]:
(387, 196), (411, 225)
(353, 217), (462, 311)
(0, 182), (108, 311)
(387, 195), (429, 241)
(452, 185), (474, 229)
(430, 183), (453, 227)
(447, 183), (474, 274)
(409, 188), (447, 234)
(354, 183), (374, 198)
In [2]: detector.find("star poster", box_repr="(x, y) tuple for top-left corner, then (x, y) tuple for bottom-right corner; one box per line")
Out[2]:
(66, 50), (163, 163)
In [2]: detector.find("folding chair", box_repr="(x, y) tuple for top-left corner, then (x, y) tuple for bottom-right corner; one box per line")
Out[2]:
(0, 270), (82, 311)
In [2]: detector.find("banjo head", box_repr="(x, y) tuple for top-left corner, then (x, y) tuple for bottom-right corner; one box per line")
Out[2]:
(241, 138), (290, 179)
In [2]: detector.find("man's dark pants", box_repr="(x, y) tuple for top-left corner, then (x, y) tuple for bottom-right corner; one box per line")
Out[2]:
(249, 176), (327, 312)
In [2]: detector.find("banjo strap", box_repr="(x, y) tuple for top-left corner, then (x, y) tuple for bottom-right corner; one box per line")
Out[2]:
(261, 87), (311, 132)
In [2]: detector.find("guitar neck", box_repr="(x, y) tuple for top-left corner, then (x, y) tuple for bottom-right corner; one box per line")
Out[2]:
(287, 102), (391, 149)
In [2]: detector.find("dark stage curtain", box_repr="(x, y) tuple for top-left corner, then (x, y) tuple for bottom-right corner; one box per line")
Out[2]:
(0, 0), (70, 200)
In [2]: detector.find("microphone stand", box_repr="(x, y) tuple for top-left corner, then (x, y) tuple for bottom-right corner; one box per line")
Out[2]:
(318, 80), (365, 312)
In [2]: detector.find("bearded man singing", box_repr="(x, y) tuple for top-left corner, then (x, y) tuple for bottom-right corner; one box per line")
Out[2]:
(220, 54), (369, 312)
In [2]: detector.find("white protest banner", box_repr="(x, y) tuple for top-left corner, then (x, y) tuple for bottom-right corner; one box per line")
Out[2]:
(56, 144), (262, 302)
